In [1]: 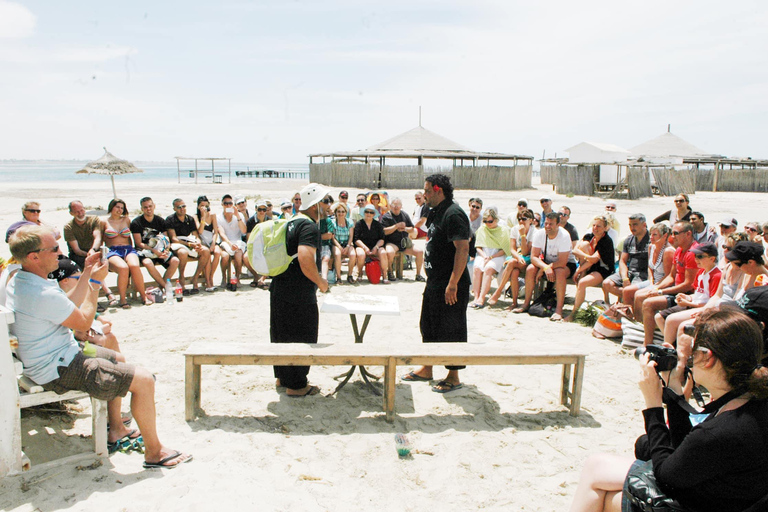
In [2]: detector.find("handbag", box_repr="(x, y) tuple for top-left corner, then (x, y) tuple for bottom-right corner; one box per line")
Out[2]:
(623, 460), (691, 512)
(364, 258), (381, 284)
(592, 303), (633, 339)
(528, 284), (557, 318)
(621, 317), (664, 349)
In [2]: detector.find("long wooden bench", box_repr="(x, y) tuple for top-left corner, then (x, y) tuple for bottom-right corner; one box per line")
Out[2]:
(184, 341), (586, 423)
(1, 306), (107, 479)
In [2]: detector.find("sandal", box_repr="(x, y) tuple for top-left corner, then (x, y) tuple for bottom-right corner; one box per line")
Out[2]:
(120, 302), (132, 310)
(347, 276), (356, 284)
(107, 294), (120, 307)
(144, 297), (153, 306)
(287, 385), (321, 397)
(143, 451), (193, 469)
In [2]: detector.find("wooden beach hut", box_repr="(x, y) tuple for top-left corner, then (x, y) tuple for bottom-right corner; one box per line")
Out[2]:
(308, 124), (533, 191)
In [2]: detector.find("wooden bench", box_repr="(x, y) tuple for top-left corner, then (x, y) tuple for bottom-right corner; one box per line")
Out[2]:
(1, 306), (107, 479)
(184, 341), (586, 423)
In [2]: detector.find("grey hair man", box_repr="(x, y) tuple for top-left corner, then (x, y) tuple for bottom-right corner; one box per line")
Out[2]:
(602, 213), (650, 304)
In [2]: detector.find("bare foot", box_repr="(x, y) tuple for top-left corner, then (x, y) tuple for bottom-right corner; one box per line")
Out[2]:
(552, 313), (566, 322)
(511, 306), (528, 314)
(504, 302), (519, 312)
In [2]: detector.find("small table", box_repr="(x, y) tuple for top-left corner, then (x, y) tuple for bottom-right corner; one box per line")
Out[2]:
(320, 294), (400, 395)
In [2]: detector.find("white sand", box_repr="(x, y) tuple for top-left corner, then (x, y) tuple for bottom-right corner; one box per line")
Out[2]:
(0, 177), (761, 511)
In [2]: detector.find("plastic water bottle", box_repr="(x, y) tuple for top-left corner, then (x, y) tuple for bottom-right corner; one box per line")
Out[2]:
(166, 279), (173, 305)
(174, 280), (183, 302)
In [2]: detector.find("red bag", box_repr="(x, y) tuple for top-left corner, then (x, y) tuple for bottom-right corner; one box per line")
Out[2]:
(365, 258), (381, 284)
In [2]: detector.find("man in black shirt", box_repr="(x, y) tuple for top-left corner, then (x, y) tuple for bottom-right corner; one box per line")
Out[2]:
(558, 206), (579, 248)
(381, 197), (425, 281)
(271, 183), (330, 397)
(130, 197), (180, 289)
(166, 198), (210, 294)
(401, 174), (471, 393)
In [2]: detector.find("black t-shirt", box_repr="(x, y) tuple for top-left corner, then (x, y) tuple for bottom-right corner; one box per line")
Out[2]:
(582, 232), (615, 271)
(624, 231), (650, 275)
(424, 199), (471, 290)
(245, 214), (267, 241)
(380, 210), (414, 247)
(353, 219), (385, 250)
(130, 215), (167, 243)
(563, 222), (579, 242)
(270, 217), (320, 304)
(165, 214), (197, 238)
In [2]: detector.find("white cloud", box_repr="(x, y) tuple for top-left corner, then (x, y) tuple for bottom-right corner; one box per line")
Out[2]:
(0, 1), (36, 38)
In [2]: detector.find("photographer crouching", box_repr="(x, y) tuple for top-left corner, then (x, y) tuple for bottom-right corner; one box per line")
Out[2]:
(569, 307), (768, 512)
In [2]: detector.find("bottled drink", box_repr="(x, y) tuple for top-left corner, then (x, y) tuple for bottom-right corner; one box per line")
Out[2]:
(175, 280), (183, 302)
(229, 277), (237, 292)
(166, 279), (173, 304)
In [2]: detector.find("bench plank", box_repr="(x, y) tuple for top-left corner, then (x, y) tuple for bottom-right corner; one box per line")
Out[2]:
(184, 341), (586, 422)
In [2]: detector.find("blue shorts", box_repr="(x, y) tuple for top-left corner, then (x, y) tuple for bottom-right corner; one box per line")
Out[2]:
(107, 245), (137, 260)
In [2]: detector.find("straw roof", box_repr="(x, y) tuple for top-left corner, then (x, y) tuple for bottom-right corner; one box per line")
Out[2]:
(564, 141), (630, 154)
(630, 132), (714, 159)
(76, 147), (144, 176)
(310, 125), (532, 161)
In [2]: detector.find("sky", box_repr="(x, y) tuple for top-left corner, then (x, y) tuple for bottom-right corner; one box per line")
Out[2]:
(1, 0), (767, 163)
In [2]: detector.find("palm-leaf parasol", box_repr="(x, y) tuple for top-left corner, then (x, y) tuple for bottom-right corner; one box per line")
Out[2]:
(76, 147), (143, 199)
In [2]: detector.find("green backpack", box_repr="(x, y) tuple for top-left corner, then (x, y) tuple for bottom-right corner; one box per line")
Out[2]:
(246, 214), (311, 276)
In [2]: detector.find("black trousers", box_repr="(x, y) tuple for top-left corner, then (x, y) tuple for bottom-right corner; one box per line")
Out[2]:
(420, 283), (469, 370)
(270, 296), (319, 390)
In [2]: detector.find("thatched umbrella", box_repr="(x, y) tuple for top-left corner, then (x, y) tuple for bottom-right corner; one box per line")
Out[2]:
(76, 147), (143, 199)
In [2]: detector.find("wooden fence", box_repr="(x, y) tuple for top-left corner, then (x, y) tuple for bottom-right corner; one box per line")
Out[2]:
(695, 168), (768, 192)
(652, 168), (696, 196)
(309, 162), (532, 191)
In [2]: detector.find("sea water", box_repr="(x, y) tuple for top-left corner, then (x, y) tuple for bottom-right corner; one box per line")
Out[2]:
(0, 161), (309, 183)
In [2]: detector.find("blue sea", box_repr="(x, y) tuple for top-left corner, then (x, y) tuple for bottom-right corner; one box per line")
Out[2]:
(0, 161), (309, 183)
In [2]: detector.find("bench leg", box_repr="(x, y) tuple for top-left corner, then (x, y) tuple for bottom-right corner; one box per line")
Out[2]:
(383, 358), (396, 423)
(570, 356), (585, 416)
(560, 363), (572, 408)
(91, 398), (108, 457)
(185, 357), (200, 421)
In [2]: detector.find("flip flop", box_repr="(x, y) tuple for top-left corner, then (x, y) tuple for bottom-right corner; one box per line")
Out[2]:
(190, 288), (200, 295)
(287, 385), (320, 397)
(250, 281), (259, 287)
(432, 381), (464, 393)
(108, 429), (144, 454)
(143, 451), (193, 469)
(107, 295), (120, 307)
(469, 303), (485, 309)
(120, 302), (132, 310)
(401, 371), (431, 382)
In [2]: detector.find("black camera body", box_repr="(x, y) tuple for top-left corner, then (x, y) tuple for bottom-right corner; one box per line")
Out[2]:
(634, 345), (678, 372)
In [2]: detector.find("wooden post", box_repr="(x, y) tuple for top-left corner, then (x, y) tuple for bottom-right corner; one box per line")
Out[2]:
(713, 161), (720, 192)
(0, 307), (21, 477)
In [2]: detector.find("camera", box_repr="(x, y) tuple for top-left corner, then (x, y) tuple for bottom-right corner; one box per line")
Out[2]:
(634, 345), (678, 372)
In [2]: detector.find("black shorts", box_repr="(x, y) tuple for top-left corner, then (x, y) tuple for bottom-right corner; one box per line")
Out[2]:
(659, 305), (688, 319)
(420, 283), (470, 371)
(566, 262), (577, 279)
(42, 346), (134, 401)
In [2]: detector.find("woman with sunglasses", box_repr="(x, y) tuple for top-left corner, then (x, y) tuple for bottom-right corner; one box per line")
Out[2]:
(569, 307), (768, 512)
(630, 223), (676, 319)
(489, 208), (536, 308)
(195, 196), (222, 292)
(353, 204), (390, 284)
(653, 193), (693, 225)
(331, 202), (357, 283)
(744, 222), (763, 244)
(20, 201), (62, 241)
(564, 215), (615, 323)
(470, 208), (513, 309)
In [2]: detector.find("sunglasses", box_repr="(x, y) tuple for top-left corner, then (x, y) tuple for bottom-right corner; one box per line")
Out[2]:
(357, 198), (366, 203)
(281, 206), (292, 211)
(605, 206), (616, 211)
(293, 198), (301, 202)
(321, 198), (333, 205)
(30, 244), (59, 254)
(470, 205), (481, 210)
(364, 211), (375, 214)
(340, 195), (348, 199)
(674, 199), (686, 203)
(540, 200), (550, 203)
(176, 205), (186, 209)
(694, 254), (712, 259)
(745, 226), (758, 232)
(686, 346), (710, 367)
(222, 201), (233, 205)
(483, 219), (495, 224)
(25, 209), (41, 213)
(671, 231), (682, 236)
(257, 208), (267, 212)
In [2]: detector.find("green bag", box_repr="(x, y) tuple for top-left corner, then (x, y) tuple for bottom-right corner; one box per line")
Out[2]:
(246, 214), (311, 277)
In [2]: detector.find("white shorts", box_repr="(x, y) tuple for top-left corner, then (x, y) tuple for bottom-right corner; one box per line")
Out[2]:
(220, 240), (246, 256)
(474, 253), (505, 273)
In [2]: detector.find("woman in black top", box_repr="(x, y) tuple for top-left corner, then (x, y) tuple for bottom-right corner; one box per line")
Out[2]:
(353, 205), (390, 283)
(569, 307), (768, 511)
(652, 193), (693, 225)
(564, 215), (615, 323)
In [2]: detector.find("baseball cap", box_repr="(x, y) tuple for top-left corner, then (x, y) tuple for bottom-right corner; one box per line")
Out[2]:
(49, 257), (81, 281)
(718, 217), (738, 228)
(234, 196), (246, 205)
(255, 200), (268, 208)
(736, 286), (768, 342)
(517, 198), (528, 206)
(726, 242), (764, 263)
(5, 220), (35, 243)
(363, 204), (376, 213)
(540, 195), (552, 202)
(279, 198), (291, 208)
(690, 242), (718, 258)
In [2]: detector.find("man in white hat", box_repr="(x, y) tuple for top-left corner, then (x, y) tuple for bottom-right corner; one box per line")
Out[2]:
(539, 195), (554, 228)
(271, 183), (330, 397)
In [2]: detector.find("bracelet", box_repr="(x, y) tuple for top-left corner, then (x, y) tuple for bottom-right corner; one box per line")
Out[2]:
(94, 312), (100, 319)
(89, 278), (102, 286)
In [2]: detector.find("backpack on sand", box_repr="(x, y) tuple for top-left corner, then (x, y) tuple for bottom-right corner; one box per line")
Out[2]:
(246, 214), (312, 277)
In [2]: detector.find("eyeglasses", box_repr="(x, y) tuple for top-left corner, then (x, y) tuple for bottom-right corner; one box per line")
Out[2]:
(470, 205), (481, 210)
(30, 244), (59, 254)
(257, 208), (267, 212)
(25, 209), (41, 213)
(222, 201), (233, 205)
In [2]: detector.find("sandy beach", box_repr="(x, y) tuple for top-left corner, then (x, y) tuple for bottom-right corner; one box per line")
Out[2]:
(0, 176), (762, 511)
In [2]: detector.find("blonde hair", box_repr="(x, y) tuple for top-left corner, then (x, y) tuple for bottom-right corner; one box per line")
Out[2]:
(332, 202), (348, 214)
(482, 207), (499, 221)
(22, 201), (40, 214)
(8, 224), (50, 262)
